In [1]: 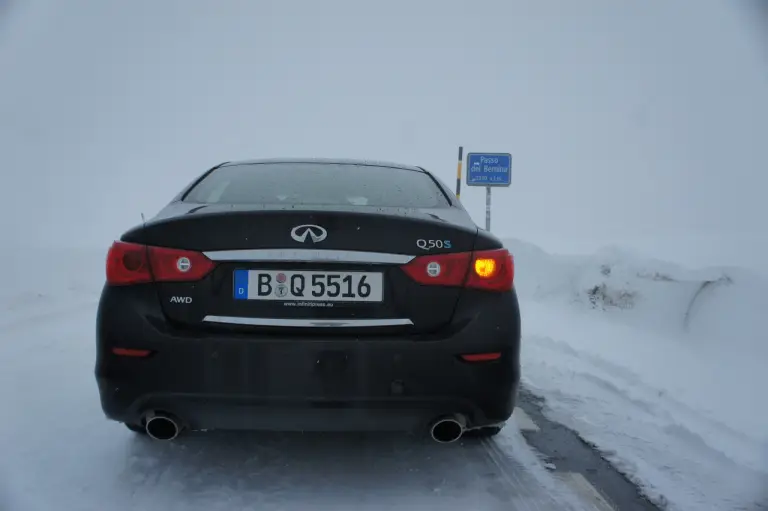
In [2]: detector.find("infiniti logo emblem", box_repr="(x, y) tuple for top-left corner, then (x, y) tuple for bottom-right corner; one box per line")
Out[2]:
(290, 224), (328, 243)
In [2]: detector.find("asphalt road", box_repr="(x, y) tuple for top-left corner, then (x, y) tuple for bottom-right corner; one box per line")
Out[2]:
(514, 388), (661, 511)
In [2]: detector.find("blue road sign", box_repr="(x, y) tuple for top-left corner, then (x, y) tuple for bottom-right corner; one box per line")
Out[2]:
(466, 152), (512, 187)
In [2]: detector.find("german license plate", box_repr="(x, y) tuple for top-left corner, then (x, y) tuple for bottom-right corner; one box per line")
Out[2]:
(233, 270), (383, 302)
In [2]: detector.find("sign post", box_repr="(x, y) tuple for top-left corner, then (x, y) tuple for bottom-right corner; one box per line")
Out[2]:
(455, 146), (463, 200)
(485, 186), (492, 231)
(465, 152), (512, 232)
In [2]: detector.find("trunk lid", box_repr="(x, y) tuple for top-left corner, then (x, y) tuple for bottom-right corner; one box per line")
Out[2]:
(125, 204), (478, 335)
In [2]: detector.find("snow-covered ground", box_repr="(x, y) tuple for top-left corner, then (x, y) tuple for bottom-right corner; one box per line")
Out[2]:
(505, 238), (768, 510)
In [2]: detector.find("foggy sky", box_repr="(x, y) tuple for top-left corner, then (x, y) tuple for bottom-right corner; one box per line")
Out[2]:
(1, 0), (766, 270)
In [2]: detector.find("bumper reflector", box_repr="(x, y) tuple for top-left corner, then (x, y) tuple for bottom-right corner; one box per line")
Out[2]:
(112, 348), (152, 357)
(460, 352), (502, 362)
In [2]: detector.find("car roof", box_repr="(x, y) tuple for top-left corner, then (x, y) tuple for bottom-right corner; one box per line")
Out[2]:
(221, 157), (426, 173)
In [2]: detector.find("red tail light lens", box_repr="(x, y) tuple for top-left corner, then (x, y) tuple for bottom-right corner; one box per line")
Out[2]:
(400, 248), (514, 291)
(147, 245), (217, 282)
(106, 242), (152, 285)
(400, 251), (472, 286)
(106, 241), (216, 285)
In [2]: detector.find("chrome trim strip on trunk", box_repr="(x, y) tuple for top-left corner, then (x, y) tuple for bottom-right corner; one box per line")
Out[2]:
(202, 316), (414, 327)
(203, 248), (415, 264)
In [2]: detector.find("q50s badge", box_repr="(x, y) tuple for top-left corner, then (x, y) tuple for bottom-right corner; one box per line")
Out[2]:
(417, 239), (452, 251)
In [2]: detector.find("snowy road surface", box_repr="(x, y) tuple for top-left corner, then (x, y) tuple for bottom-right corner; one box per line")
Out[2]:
(1, 301), (602, 511)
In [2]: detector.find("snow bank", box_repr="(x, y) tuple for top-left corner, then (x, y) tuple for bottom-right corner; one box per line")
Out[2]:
(505, 237), (768, 510)
(508, 238), (758, 338)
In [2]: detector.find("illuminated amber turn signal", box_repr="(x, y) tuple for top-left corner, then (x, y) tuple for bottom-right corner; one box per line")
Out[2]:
(474, 258), (497, 278)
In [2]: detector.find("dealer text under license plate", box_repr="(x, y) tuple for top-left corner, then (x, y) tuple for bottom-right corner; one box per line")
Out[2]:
(233, 270), (383, 302)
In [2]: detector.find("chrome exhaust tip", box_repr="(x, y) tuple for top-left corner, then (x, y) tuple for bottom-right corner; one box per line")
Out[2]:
(429, 414), (467, 443)
(144, 412), (181, 441)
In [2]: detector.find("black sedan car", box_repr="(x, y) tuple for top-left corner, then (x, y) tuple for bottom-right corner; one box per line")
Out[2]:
(95, 158), (521, 442)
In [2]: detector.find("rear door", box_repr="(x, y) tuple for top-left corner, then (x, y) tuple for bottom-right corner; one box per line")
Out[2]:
(128, 161), (479, 335)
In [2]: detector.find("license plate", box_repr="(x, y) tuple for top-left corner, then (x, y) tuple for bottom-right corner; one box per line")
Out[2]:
(233, 270), (383, 302)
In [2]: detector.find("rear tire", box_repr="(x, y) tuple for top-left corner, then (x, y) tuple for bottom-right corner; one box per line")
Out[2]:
(124, 422), (147, 435)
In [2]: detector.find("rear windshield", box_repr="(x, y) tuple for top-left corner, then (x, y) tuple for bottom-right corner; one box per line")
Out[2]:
(183, 162), (451, 208)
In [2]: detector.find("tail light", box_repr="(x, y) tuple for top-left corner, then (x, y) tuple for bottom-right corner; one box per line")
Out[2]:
(400, 248), (514, 291)
(466, 249), (514, 291)
(106, 241), (216, 285)
(400, 251), (472, 286)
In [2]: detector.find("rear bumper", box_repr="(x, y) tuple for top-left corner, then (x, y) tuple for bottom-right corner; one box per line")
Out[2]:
(95, 392), (517, 433)
(94, 285), (521, 433)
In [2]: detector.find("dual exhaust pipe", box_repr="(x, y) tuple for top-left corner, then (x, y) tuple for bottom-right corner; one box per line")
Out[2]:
(429, 413), (467, 444)
(143, 411), (182, 441)
(140, 411), (469, 444)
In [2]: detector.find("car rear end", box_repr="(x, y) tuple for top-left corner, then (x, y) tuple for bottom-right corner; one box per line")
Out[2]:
(94, 160), (521, 439)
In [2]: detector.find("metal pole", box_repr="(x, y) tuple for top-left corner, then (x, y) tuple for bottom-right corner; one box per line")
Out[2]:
(455, 146), (463, 200)
(485, 186), (491, 231)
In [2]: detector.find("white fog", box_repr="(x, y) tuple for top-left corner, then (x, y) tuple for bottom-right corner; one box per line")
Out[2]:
(2, 0), (767, 270)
